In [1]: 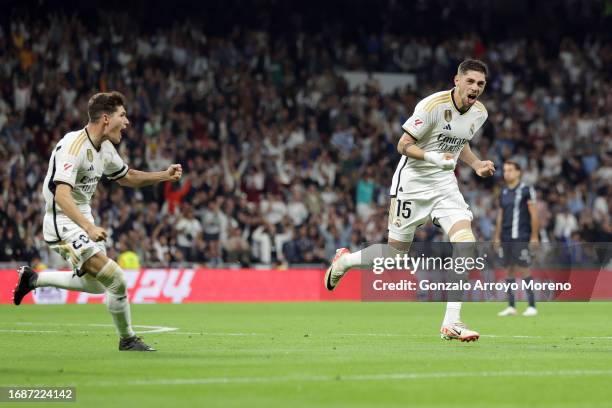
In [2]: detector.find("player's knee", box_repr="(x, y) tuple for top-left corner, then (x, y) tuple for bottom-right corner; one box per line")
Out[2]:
(449, 228), (476, 259)
(82, 252), (110, 276)
(388, 235), (413, 254)
(388, 242), (411, 257)
(449, 229), (475, 243)
(96, 260), (127, 295)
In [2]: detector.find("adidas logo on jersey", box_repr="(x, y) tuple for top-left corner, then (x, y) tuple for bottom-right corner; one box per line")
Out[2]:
(88, 165), (94, 171)
(443, 124), (452, 131)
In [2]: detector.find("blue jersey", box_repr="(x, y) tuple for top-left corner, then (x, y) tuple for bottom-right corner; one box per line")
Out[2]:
(499, 182), (536, 242)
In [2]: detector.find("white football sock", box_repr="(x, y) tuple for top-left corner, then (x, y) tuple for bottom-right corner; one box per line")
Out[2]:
(443, 228), (474, 326)
(443, 302), (462, 326)
(36, 272), (106, 294)
(338, 250), (364, 271)
(96, 260), (135, 338)
(338, 241), (413, 272)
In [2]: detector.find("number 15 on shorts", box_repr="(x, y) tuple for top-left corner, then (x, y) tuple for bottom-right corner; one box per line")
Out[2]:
(396, 199), (412, 219)
(389, 198), (412, 224)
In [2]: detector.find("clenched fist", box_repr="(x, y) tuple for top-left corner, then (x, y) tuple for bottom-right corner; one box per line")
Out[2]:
(86, 225), (107, 242)
(166, 164), (183, 182)
(474, 160), (495, 177)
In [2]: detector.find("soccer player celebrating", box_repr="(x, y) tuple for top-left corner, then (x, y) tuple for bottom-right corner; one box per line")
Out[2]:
(325, 59), (495, 342)
(13, 92), (183, 351)
(494, 161), (539, 317)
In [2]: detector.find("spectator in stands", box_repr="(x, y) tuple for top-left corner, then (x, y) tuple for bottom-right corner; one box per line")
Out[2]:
(175, 204), (204, 261)
(224, 227), (251, 266)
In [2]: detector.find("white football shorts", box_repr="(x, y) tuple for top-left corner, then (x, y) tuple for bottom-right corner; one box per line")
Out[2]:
(43, 211), (106, 272)
(387, 183), (473, 242)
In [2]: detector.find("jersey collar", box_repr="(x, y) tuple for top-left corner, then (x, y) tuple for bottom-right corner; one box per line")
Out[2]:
(507, 181), (524, 191)
(84, 127), (102, 152)
(450, 88), (473, 115)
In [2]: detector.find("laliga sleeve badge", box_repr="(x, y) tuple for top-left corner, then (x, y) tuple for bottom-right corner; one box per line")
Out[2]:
(470, 123), (475, 135)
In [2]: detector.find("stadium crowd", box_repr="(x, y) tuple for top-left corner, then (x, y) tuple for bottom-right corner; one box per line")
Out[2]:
(0, 2), (610, 267)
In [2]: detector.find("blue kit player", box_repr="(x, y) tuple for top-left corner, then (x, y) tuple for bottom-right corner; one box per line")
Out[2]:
(494, 161), (540, 316)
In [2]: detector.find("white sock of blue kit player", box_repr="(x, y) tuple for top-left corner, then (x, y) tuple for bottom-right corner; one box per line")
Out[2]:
(442, 229), (476, 326)
(96, 260), (135, 338)
(36, 271), (106, 294)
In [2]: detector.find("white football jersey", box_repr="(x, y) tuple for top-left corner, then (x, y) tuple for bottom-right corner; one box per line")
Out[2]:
(390, 89), (488, 195)
(42, 128), (128, 215)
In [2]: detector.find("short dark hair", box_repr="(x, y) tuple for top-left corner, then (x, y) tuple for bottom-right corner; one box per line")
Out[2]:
(87, 91), (125, 122)
(457, 59), (488, 77)
(504, 161), (521, 171)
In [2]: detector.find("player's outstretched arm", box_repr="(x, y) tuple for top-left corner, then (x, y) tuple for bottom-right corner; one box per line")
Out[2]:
(55, 183), (107, 241)
(397, 133), (455, 170)
(459, 144), (495, 177)
(116, 164), (183, 188)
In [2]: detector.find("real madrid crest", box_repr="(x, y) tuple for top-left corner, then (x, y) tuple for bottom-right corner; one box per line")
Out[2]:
(469, 123), (475, 135)
(87, 149), (93, 162)
(394, 219), (402, 228)
(444, 109), (452, 123)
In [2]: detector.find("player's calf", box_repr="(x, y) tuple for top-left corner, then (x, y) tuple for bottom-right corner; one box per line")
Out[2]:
(88, 256), (138, 342)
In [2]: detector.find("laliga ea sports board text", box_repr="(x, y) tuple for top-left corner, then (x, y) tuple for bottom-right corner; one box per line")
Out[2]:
(370, 254), (572, 293)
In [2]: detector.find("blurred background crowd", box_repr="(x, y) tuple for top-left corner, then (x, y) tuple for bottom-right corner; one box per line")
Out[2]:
(0, 0), (610, 267)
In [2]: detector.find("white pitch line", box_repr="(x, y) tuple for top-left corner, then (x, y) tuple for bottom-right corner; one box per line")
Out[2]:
(0, 323), (177, 334)
(168, 332), (260, 336)
(90, 369), (612, 387)
(337, 333), (612, 340)
(3, 323), (611, 340)
(90, 324), (178, 334)
(0, 329), (59, 333)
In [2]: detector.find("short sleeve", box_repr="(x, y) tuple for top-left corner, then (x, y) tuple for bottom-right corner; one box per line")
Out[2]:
(53, 146), (83, 187)
(103, 143), (129, 180)
(477, 111), (488, 131)
(474, 104), (488, 133)
(401, 103), (434, 140)
(527, 186), (536, 203)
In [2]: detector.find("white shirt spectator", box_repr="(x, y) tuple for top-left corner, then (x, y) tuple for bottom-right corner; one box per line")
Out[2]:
(541, 151), (562, 178)
(201, 208), (222, 236)
(285, 127), (306, 150)
(554, 212), (578, 240)
(522, 160), (540, 186)
(13, 81), (31, 112)
(251, 225), (272, 264)
(175, 216), (203, 247)
(260, 196), (287, 225)
(593, 196), (609, 224)
(287, 201), (308, 226)
(60, 86), (77, 110)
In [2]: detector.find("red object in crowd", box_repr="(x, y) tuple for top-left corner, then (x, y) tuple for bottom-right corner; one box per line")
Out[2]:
(164, 178), (192, 214)
(473, 39), (486, 58)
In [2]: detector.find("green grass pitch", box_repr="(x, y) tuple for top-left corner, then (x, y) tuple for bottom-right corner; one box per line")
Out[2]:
(1, 302), (611, 407)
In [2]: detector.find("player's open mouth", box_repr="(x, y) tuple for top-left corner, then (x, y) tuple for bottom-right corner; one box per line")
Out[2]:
(467, 94), (477, 102)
